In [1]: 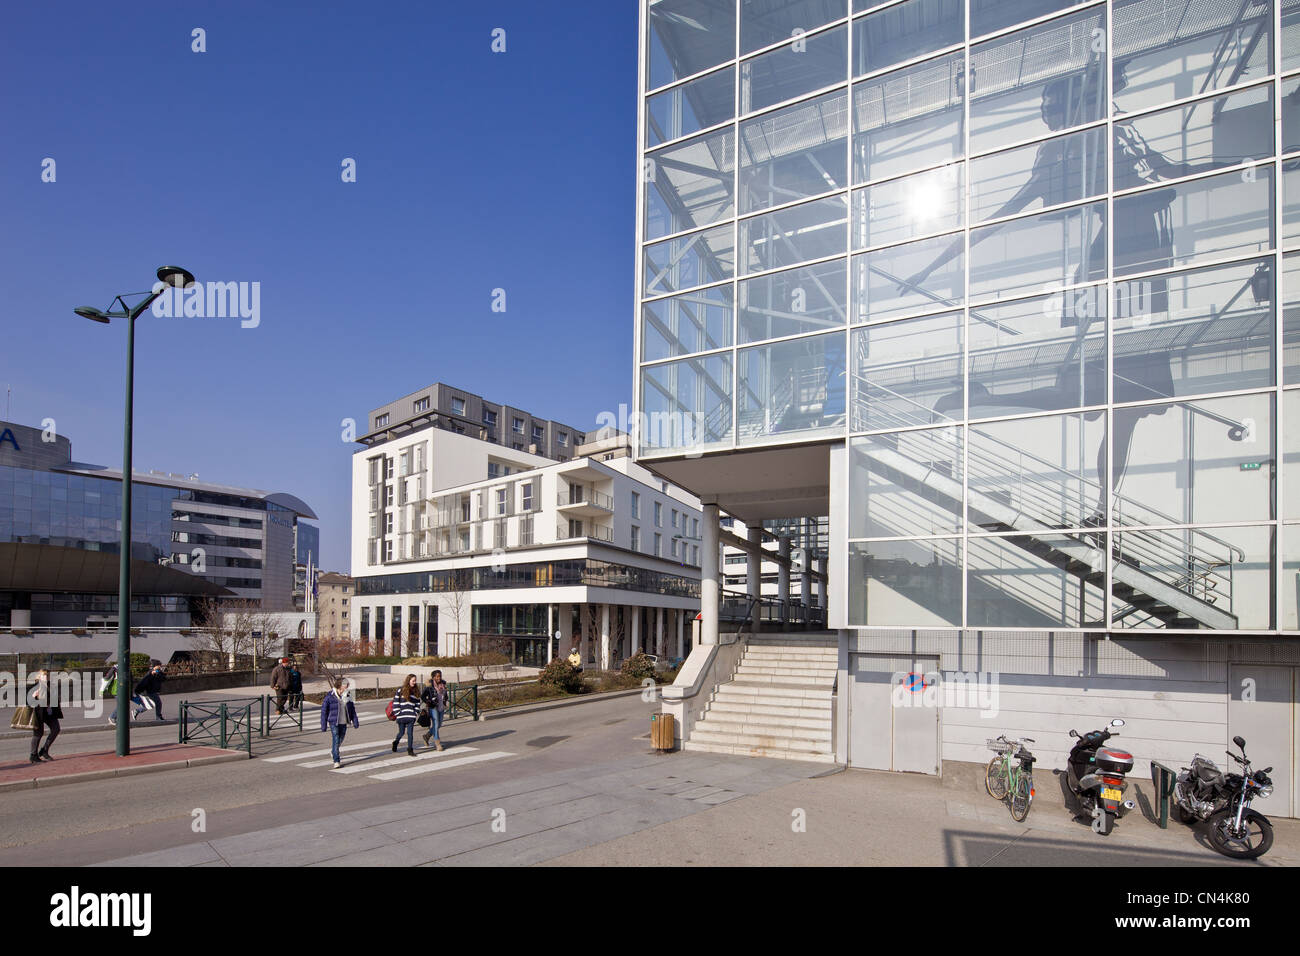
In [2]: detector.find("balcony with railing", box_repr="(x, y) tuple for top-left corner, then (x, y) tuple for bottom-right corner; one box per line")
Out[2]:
(556, 486), (614, 517)
(556, 522), (614, 544)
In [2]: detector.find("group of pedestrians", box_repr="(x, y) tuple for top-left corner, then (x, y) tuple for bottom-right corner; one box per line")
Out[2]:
(316, 670), (449, 769)
(104, 659), (167, 725)
(270, 657), (304, 714)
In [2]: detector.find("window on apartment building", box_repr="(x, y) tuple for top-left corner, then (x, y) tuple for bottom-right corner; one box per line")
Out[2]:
(414, 397), (430, 413)
(452, 397), (466, 415)
(384, 540), (393, 561)
(631, 491), (640, 518)
(384, 513), (393, 534)
(522, 482), (533, 511)
(631, 525), (641, 551)
(671, 536), (678, 558)
(414, 446), (424, 472)
(369, 516), (378, 537)
(369, 487), (379, 512)
(692, 545), (699, 565)
(488, 463), (501, 479)
(692, 517), (699, 537)
(654, 502), (662, 527)
(671, 509), (679, 529)
(375, 414), (389, 428)
(531, 424), (544, 443)
(385, 485), (394, 507)
(452, 422), (465, 434)
(654, 533), (662, 557)
(386, 458), (394, 479)
(483, 409), (498, 427)
(496, 488), (507, 516)
(399, 450), (410, 477)
(512, 417), (524, 434)
(557, 432), (568, 446)
(512, 442), (523, 451)
(368, 459), (380, 486)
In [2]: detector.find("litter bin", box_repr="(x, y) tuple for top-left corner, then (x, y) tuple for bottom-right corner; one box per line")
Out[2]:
(650, 713), (675, 752)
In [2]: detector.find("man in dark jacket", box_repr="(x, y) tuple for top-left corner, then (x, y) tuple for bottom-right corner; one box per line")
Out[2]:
(287, 661), (304, 711)
(270, 657), (291, 714)
(133, 662), (166, 720)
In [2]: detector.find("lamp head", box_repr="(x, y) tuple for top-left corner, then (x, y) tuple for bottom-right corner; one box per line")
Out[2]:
(75, 306), (111, 324)
(156, 265), (196, 289)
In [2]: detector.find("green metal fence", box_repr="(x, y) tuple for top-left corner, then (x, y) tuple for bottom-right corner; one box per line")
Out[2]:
(261, 694), (304, 735)
(445, 683), (479, 721)
(1150, 761), (1178, 829)
(178, 698), (255, 756)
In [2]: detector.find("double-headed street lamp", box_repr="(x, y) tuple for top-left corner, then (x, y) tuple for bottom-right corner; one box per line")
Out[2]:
(76, 266), (196, 757)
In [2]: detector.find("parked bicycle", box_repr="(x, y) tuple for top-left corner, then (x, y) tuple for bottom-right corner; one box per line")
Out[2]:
(986, 735), (1036, 822)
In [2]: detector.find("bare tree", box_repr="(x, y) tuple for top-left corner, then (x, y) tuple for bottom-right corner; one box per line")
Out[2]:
(432, 567), (472, 658)
(191, 598), (285, 672)
(581, 604), (625, 671)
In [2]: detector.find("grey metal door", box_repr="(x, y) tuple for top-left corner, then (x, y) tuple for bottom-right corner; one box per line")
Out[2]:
(1227, 664), (1296, 819)
(850, 654), (940, 774)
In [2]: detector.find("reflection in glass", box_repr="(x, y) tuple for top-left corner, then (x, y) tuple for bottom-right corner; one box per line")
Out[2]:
(969, 7), (1107, 154)
(642, 285), (734, 363)
(739, 259), (847, 344)
(737, 332), (846, 443)
(742, 0), (848, 55)
(1112, 0), (1273, 116)
(849, 429), (964, 538)
(1113, 166), (1274, 278)
(1113, 85), (1273, 192)
(1111, 392), (1274, 527)
(739, 194), (848, 274)
(647, 0), (736, 91)
(853, 232), (964, 324)
(1287, 0), (1300, 72)
(1110, 524), (1273, 631)
(646, 66), (735, 147)
(1284, 525), (1300, 630)
(853, 163), (964, 248)
(967, 413), (1104, 530)
(1112, 257), (1275, 402)
(850, 313), (963, 431)
(644, 127), (735, 241)
(967, 533), (1106, 627)
(741, 24), (847, 115)
(970, 127), (1105, 223)
(848, 539), (963, 626)
(967, 288), (1107, 417)
(852, 52), (964, 184)
(1284, 390), (1299, 517)
(1285, 162), (1300, 248)
(852, 0), (964, 78)
(969, 201), (1107, 303)
(641, 353), (734, 452)
(1285, 253), (1300, 384)
(972, 0), (1091, 39)
(644, 224), (734, 297)
(740, 89), (848, 213)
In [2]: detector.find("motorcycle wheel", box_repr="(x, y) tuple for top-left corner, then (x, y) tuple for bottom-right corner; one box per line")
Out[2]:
(1008, 775), (1032, 822)
(985, 756), (1008, 800)
(1208, 809), (1273, 860)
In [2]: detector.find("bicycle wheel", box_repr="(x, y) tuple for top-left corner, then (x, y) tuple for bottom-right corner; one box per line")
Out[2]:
(1009, 773), (1033, 822)
(986, 755), (1009, 800)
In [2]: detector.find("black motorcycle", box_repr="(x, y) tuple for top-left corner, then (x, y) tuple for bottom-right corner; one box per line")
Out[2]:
(1066, 718), (1136, 835)
(1172, 735), (1274, 860)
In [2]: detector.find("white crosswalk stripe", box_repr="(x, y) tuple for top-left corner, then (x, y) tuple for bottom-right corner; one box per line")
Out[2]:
(369, 751), (512, 781)
(263, 740), (380, 763)
(328, 746), (479, 775)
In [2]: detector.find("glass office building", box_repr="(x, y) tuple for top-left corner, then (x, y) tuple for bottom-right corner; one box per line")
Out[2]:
(638, 0), (1300, 810)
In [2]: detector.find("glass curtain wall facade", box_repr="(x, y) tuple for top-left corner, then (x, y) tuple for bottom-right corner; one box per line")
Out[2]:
(640, 0), (1300, 635)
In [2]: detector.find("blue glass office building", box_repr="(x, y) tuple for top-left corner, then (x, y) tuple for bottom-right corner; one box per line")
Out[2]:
(637, 0), (1300, 814)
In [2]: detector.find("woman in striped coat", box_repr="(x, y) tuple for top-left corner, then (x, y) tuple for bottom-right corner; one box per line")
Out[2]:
(391, 674), (421, 756)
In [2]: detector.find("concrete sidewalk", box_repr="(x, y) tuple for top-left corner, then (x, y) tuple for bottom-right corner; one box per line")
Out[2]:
(0, 742), (249, 793)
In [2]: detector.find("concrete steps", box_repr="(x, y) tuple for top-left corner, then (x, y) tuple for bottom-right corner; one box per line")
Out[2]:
(686, 635), (839, 764)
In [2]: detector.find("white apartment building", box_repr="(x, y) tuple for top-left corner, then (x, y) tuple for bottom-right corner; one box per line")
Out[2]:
(349, 420), (702, 668)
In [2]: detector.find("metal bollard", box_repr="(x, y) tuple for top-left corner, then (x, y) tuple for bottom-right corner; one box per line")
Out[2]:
(1150, 761), (1177, 829)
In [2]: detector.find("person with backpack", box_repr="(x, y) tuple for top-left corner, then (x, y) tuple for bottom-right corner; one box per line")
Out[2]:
(287, 660), (304, 711)
(421, 670), (449, 751)
(133, 661), (166, 720)
(320, 678), (359, 769)
(389, 673), (421, 756)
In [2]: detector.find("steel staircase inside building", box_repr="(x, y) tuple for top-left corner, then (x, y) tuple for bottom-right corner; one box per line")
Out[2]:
(685, 634), (837, 763)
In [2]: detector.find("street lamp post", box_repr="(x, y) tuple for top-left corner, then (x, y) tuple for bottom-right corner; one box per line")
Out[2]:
(76, 266), (196, 757)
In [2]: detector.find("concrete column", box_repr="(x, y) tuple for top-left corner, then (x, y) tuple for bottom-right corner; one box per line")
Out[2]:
(701, 503), (720, 645)
(600, 604), (611, 670)
(746, 524), (763, 634)
(632, 606), (641, 654)
(559, 603), (574, 655)
(546, 604), (554, 664)
(815, 557), (826, 609)
(676, 609), (684, 658)
(656, 607), (665, 656)
(777, 537), (791, 625)
(578, 606), (589, 663)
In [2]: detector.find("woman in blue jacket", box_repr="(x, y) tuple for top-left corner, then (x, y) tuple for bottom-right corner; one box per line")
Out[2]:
(320, 679), (359, 769)
(390, 674), (421, 756)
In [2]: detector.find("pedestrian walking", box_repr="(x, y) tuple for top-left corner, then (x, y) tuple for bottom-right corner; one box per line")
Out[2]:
(287, 660), (304, 711)
(390, 674), (421, 757)
(133, 661), (166, 720)
(320, 678), (359, 769)
(270, 657), (291, 714)
(28, 669), (63, 763)
(107, 660), (145, 725)
(421, 670), (449, 751)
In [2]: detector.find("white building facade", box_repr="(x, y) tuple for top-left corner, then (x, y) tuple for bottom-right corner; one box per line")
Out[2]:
(350, 420), (702, 668)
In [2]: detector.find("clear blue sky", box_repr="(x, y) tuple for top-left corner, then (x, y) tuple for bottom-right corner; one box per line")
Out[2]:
(0, 0), (640, 573)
